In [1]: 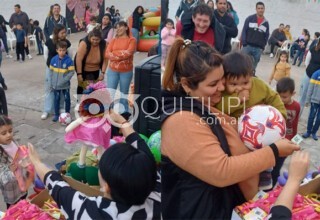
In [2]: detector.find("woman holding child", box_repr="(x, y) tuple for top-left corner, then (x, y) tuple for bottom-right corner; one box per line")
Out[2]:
(161, 38), (300, 219)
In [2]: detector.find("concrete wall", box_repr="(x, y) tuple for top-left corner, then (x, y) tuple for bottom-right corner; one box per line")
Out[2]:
(0, 0), (159, 29)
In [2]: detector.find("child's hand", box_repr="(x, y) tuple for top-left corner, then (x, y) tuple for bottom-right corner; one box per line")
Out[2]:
(9, 163), (18, 172)
(288, 151), (309, 183)
(238, 90), (250, 103)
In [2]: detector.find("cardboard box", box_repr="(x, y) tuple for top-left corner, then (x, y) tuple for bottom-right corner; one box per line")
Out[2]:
(30, 175), (103, 207)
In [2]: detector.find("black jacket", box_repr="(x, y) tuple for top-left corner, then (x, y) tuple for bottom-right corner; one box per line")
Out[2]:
(306, 47), (320, 78)
(101, 23), (113, 40)
(161, 90), (246, 219)
(213, 10), (238, 54)
(0, 15), (9, 32)
(181, 14), (226, 53)
(241, 14), (270, 49)
(268, 28), (287, 45)
(132, 12), (143, 30)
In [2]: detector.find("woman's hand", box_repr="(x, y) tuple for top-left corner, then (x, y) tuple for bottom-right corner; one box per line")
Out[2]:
(274, 138), (300, 157)
(98, 73), (104, 81)
(77, 74), (84, 83)
(28, 143), (42, 164)
(108, 110), (127, 124)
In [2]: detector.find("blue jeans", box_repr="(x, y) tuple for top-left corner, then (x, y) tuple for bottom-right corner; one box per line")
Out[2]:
(293, 50), (304, 66)
(241, 45), (263, 71)
(131, 28), (139, 50)
(36, 39), (43, 54)
(106, 68), (133, 113)
(290, 42), (299, 58)
(299, 73), (310, 116)
(44, 67), (64, 113)
(53, 89), (70, 117)
(307, 103), (320, 134)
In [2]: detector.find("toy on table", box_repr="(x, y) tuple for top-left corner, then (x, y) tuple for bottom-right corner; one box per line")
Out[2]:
(11, 145), (35, 192)
(42, 199), (65, 219)
(64, 82), (112, 185)
(3, 200), (52, 220)
(278, 170), (320, 186)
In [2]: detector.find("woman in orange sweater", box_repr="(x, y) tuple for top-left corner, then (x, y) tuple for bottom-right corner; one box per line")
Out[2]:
(105, 21), (136, 113)
(161, 38), (300, 219)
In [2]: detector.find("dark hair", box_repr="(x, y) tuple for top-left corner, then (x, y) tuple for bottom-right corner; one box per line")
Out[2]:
(148, 29), (157, 36)
(279, 23), (284, 27)
(14, 4), (21, 9)
(0, 115), (13, 164)
(16, 22), (23, 27)
(88, 28), (102, 39)
(275, 50), (289, 67)
(276, 77), (295, 94)
(33, 20), (39, 26)
(315, 37), (320, 51)
(192, 4), (213, 21)
(103, 13), (112, 21)
(314, 32), (320, 38)
(56, 40), (67, 49)
(99, 143), (157, 205)
(90, 16), (97, 22)
(285, 25), (290, 28)
(256, 2), (265, 8)
(302, 28), (309, 35)
(227, 1), (234, 11)
(115, 21), (130, 36)
(207, 0), (215, 6)
(133, 6), (144, 15)
(162, 38), (223, 92)
(52, 24), (66, 44)
(216, 0), (227, 3)
(223, 51), (253, 79)
(164, 18), (175, 28)
(53, 3), (61, 9)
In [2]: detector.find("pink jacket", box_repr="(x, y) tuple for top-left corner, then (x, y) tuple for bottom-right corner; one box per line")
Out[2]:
(161, 27), (176, 46)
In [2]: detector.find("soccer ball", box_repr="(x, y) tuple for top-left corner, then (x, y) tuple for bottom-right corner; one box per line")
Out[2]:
(59, 112), (72, 125)
(238, 105), (286, 151)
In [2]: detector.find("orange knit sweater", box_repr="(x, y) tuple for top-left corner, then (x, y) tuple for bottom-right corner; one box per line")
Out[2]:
(105, 36), (136, 73)
(161, 107), (276, 200)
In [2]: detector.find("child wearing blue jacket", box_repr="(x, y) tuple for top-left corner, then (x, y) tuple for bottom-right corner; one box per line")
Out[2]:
(49, 41), (74, 122)
(303, 69), (320, 140)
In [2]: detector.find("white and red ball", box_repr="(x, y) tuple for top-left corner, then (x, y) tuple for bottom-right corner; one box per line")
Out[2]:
(238, 105), (286, 151)
(59, 112), (72, 125)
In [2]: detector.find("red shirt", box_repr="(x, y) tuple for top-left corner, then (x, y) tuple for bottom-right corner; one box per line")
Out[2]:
(176, 21), (215, 47)
(285, 100), (300, 140)
(257, 16), (264, 26)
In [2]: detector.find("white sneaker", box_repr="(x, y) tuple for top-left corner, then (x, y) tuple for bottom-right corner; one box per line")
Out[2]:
(41, 112), (49, 120)
(6, 54), (13, 59)
(28, 54), (33, 59)
(269, 53), (274, 58)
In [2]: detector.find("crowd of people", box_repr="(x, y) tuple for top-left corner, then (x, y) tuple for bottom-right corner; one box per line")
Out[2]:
(0, 0), (319, 219)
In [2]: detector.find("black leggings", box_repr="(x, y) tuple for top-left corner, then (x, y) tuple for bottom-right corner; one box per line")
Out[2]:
(77, 70), (100, 95)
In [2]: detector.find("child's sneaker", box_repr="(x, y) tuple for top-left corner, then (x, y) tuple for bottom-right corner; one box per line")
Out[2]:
(312, 133), (318, 141)
(259, 171), (273, 191)
(6, 54), (13, 59)
(52, 115), (59, 122)
(41, 112), (48, 120)
(302, 132), (311, 138)
(28, 54), (32, 59)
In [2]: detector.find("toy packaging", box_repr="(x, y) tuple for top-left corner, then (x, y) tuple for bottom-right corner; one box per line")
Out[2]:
(12, 145), (35, 192)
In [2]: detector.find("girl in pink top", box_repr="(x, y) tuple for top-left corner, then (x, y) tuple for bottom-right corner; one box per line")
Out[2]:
(161, 19), (176, 70)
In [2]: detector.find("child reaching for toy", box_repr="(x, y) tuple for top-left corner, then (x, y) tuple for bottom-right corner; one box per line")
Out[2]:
(27, 111), (161, 219)
(0, 115), (28, 209)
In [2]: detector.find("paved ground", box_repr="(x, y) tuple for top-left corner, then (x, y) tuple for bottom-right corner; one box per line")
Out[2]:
(0, 33), (319, 210)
